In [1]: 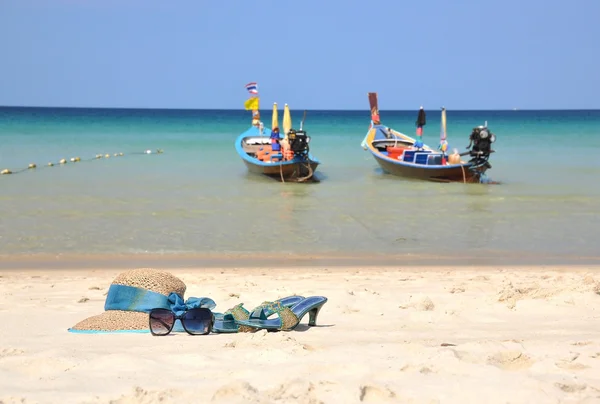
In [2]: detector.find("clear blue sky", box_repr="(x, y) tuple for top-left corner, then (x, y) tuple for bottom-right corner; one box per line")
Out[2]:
(1, 0), (598, 110)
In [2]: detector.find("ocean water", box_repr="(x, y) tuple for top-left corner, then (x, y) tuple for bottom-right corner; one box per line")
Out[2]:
(1, 107), (599, 263)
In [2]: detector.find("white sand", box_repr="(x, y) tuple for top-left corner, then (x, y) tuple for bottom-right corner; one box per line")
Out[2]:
(0, 266), (599, 404)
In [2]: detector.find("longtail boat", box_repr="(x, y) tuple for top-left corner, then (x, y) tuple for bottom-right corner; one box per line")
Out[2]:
(235, 86), (320, 182)
(361, 92), (497, 183)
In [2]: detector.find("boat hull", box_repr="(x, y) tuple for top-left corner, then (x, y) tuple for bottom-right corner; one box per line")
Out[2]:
(243, 159), (320, 181)
(372, 153), (480, 182)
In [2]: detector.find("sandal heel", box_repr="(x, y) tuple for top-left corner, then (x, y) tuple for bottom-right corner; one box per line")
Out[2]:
(308, 304), (324, 326)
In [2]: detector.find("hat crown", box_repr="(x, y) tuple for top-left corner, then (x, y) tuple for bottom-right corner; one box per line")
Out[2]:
(111, 268), (186, 297)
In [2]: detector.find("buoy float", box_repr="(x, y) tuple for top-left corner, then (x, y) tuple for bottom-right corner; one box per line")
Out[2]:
(2, 148), (164, 178)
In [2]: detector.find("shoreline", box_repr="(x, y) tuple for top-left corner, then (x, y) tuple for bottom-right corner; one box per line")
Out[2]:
(1, 251), (600, 270)
(1, 265), (599, 279)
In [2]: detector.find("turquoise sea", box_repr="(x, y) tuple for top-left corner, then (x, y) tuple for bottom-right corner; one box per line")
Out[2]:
(1, 107), (599, 266)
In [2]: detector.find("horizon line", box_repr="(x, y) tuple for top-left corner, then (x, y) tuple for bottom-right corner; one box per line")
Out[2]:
(1, 104), (600, 112)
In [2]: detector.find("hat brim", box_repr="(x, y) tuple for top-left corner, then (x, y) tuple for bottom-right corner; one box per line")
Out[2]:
(68, 310), (150, 334)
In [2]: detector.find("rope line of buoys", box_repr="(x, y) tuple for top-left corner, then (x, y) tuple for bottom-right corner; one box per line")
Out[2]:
(1, 148), (164, 176)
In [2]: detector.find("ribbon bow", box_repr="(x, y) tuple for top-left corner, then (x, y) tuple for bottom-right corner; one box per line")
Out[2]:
(167, 292), (216, 316)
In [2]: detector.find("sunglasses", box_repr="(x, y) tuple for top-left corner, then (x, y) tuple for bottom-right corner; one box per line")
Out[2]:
(149, 307), (214, 336)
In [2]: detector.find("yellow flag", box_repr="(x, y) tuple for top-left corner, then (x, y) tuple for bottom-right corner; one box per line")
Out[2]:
(244, 97), (259, 111)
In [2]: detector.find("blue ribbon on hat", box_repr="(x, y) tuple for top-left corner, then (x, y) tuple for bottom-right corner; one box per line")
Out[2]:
(103, 284), (172, 312)
(167, 292), (216, 333)
(68, 284), (216, 334)
(168, 292), (216, 316)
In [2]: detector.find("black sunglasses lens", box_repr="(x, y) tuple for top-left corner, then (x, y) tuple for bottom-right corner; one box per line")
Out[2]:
(182, 308), (213, 335)
(149, 309), (175, 335)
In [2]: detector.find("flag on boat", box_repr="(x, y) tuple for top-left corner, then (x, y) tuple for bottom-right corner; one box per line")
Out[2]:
(245, 82), (258, 94)
(244, 97), (259, 111)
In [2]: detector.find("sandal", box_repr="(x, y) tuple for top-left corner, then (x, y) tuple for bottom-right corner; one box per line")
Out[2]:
(212, 295), (305, 333)
(234, 296), (327, 332)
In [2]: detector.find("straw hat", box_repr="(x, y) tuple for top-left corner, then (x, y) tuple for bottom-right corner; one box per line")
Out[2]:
(69, 268), (186, 332)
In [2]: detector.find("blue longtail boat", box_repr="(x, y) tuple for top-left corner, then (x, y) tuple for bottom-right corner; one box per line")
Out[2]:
(361, 92), (497, 183)
(235, 96), (320, 182)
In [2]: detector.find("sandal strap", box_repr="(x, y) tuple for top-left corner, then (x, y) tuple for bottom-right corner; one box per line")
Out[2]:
(224, 303), (249, 321)
(249, 300), (285, 320)
(277, 306), (300, 331)
(251, 301), (299, 330)
(224, 303), (254, 333)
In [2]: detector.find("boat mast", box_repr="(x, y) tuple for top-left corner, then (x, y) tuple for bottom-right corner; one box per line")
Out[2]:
(415, 106), (426, 150)
(439, 107), (448, 164)
(300, 110), (307, 131)
(272, 102), (279, 133)
(283, 104), (292, 137)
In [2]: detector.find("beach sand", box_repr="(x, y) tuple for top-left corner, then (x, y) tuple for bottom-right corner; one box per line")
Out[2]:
(0, 265), (599, 403)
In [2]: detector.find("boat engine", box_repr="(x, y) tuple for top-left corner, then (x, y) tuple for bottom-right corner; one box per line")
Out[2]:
(467, 125), (496, 168)
(287, 129), (310, 159)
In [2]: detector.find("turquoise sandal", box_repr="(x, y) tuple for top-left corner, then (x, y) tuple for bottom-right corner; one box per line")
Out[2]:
(212, 295), (305, 333)
(234, 296), (327, 332)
